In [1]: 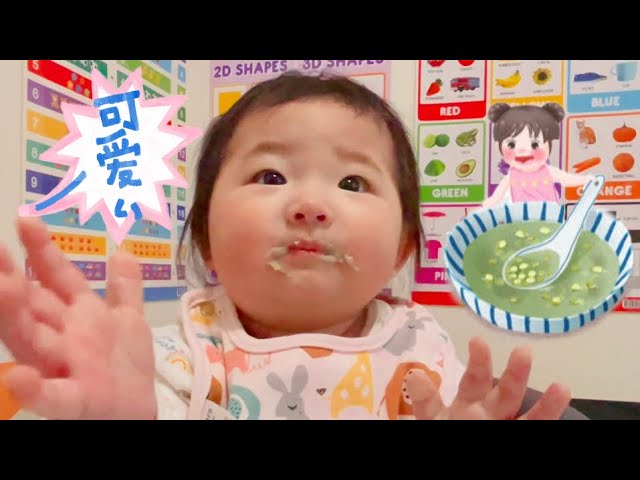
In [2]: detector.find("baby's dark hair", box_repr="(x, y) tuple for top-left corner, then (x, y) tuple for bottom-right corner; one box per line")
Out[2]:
(178, 70), (422, 284)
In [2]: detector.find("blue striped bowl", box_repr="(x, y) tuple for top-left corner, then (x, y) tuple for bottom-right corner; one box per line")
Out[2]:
(443, 201), (634, 335)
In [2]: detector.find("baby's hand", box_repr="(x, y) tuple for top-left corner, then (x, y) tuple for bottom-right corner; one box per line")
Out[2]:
(0, 217), (156, 419)
(406, 337), (571, 420)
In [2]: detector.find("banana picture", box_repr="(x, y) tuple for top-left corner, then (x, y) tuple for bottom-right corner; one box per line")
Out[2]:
(496, 69), (521, 89)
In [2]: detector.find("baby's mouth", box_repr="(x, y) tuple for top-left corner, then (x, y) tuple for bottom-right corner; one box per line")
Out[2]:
(287, 240), (327, 255)
(267, 239), (359, 275)
(515, 155), (534, 163)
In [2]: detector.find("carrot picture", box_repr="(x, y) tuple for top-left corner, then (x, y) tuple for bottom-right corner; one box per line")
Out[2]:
(573, 157), (601, 173)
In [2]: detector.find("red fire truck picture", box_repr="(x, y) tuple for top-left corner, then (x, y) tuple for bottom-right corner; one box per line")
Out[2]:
(450, 77), (480, 92)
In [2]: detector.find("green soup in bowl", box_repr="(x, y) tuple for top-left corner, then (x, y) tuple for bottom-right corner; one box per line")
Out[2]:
(444, 201), (633, 334)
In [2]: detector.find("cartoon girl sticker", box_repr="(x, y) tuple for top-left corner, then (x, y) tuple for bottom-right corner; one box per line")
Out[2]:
(482, 102), (595, 209)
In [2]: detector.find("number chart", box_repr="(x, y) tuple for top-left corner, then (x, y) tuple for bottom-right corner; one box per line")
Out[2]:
(414, 60), (640, 313)
(21, 60), (190, 301)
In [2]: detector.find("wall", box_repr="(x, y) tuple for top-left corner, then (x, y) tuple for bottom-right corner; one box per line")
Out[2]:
(1, 60), (638, 406)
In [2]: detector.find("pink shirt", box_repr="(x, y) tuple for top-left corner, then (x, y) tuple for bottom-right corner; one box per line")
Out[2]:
(509, 163), (559, 202)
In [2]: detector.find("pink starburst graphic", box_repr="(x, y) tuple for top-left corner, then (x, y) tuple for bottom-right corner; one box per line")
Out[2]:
(19, 67), (202, 245)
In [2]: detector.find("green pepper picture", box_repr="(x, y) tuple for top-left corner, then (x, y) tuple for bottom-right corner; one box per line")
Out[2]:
(456, 128), (479, 147)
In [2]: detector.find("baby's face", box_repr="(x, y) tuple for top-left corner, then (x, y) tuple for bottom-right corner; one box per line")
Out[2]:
(500, 127), (550, 173)
(206, 99), (408, 333)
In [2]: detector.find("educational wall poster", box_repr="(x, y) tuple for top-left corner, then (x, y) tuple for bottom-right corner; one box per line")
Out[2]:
(416, 203), (481, 305)
(413, 60), (640, 313)
(490, 60), (564, 106)
(417, 60), (487, 122)
(209, 60), (392, 117)
(21, 60), (192, 302)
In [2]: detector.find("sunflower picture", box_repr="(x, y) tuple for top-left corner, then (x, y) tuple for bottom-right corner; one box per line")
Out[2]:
(533, 67), (552, 86)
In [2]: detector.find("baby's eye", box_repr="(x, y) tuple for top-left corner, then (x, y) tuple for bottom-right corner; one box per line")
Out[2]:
(339, 175), (367, 193)
(531, 141), (540, 149)
(253, 169), (286, 185)
(506, 141), (516, 149)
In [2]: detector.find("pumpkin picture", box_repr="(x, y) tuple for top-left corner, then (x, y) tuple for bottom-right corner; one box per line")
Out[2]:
(612, 123), (637, 143)
(613, 152), (635, 173)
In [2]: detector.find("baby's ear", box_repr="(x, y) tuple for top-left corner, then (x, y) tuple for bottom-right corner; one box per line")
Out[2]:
(394, 229), (416, 272)
(205, 258), (215, 271)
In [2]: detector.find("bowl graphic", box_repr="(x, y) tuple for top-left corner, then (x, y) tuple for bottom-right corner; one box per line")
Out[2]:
(444, 201), (634, 334)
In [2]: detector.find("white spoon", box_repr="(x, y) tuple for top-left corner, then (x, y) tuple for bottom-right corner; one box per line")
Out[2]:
(502, 175), (605, 290)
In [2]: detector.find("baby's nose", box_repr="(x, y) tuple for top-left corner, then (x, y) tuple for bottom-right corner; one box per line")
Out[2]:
(287, 201), (332, 226)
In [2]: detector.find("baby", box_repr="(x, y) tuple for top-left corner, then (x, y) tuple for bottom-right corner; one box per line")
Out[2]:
(0, 72), (572, 420)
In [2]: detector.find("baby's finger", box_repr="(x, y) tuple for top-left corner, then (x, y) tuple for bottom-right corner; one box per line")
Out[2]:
(0, 243), (16, 273)
(0, 304), (67, 378)
(31, 322), (68, 377)
(17, 217), (91, 305)
(0, 247), (47, 366)
(28, 284), (67, 332)
(518, 383), (572, 420)
(63, 293), (118, 365)
(4, 365), (87, 420)
(0, 244), (68, 376)
(0, 269), (44, 367)
(405, 369), (445, 420)
(485, 346), (532, 419)
(0, 267), (31, 351)
(0, 248), (30, 318)
(106, 251), (143, 314)
(0, 312), (34, 367)
(455, 337), (493, 405)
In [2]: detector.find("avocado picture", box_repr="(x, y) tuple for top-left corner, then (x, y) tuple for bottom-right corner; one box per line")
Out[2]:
(425, 159), (446, 177)
(456, 159), (476, 178)
(435, 134), (449, 147)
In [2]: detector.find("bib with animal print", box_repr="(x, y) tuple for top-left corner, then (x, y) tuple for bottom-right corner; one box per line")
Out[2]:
(176, 286), (465, 420)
